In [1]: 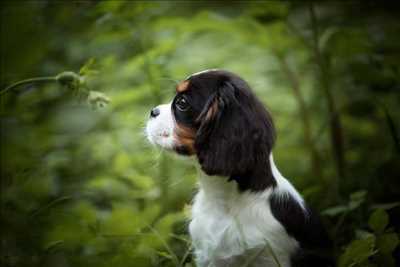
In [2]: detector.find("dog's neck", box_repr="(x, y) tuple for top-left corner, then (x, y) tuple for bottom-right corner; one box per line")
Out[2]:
(197, 170), (242, 202)
(195, 154), (305, 208)
(197, 153), (276, 191)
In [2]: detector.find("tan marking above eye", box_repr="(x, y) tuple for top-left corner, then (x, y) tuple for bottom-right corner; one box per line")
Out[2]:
(176, 80), (190, 93)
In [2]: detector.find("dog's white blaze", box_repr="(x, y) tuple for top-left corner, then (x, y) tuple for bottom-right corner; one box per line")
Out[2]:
(186, 69), (220, 80)
(189, 156), (303, 267)
(145, 103), (175, 149)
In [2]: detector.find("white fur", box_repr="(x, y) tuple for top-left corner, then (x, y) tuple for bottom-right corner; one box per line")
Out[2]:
(186, 69), (219, 80)
(146, 103), (175, 149)
(189, 156), (303, 267)
(270, 154), (306, 211)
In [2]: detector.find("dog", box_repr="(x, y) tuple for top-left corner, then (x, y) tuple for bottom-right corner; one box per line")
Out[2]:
(146, 70), (333, 267)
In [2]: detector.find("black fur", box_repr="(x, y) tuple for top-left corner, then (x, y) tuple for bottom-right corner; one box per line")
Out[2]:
(269, 193), (335, 267)
(174, 145), (193, 156)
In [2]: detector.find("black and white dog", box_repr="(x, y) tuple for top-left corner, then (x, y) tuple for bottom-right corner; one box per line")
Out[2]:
(146, 70), (333, 267)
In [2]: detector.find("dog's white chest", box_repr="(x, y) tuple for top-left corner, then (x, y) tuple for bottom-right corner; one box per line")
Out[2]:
(189, 175), (299, 267)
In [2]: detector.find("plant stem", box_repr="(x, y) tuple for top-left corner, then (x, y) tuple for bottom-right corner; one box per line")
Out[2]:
(277, 54), (324, 182)
(1, 76), (57, 95)
(309, 3), (345, 197)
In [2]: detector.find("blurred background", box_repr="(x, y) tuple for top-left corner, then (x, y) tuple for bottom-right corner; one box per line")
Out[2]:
(1, 1), (399, 267)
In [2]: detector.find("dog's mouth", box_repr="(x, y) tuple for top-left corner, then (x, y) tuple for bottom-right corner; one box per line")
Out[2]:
(146, 129), (172, 145)
(159, 131), (170, 138)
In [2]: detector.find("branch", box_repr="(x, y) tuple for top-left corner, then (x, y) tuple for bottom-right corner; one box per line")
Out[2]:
(0, 76), (57, 95)
(277, 54), (323, 180)
(309, 3), (346, 190)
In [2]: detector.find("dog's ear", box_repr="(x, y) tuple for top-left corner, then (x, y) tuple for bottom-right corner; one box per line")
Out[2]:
(194, 81), (276, 180)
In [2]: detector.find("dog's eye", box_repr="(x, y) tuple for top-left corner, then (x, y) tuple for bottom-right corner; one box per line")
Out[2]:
(175, 96), (190, 111)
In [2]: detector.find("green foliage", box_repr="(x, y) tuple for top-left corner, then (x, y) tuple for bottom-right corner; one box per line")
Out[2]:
(339, 235), (376, 267)
(1, 1), (399, 267)
(369, 209), (389, 234)
(322, 190), (367, 217)
(339, 209), (399, 267)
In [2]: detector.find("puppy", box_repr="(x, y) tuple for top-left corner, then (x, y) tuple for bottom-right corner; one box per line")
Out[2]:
(146, 70), (333, 267)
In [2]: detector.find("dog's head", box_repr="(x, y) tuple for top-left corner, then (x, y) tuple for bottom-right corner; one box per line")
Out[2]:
(146, 70), (276, 184)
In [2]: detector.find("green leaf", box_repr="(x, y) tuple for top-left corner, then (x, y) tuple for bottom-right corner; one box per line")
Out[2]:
(79, 58), (98, 76)
(339, 236), (376, 267)
(348, 190), (367, 210)
(355, 229), (375, 240)
(369, 209), (389, 233)
(322, 205), (349, 216)
(323, 191), (368, 217)
(381, 105), (400, 153)
(350, 190), (367, 202)
(156, 251), (173, 260)
(371, 202), (400, 211)
(319, 27), (339, 52)
(44, 240), (64, 252)
(377, 233), (399, 254)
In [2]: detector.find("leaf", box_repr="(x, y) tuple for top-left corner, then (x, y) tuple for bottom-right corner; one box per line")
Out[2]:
(349, 190), (367, 210)
(323, 191), (368, 217)
(79, 58), (98, 76)
(369, 209), (389, 234)
(376, 233), (399, 254)
(44, 240), (64, 252)
(339, 236), (376, 267)
(371, 202), (400, 210)
(348, 199), (364, 211)
(154, 212), (185, 237)
(156, 251), (173, 260)
(319, 27), (339, 52)
(381, 105), (400, 153)
(355, 229), (375, 240)
(322, 205), (349, 216)
(350, 190), (367, 202)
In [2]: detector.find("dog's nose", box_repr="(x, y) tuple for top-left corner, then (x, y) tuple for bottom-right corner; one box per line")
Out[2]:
(150, 107), (160, 118)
